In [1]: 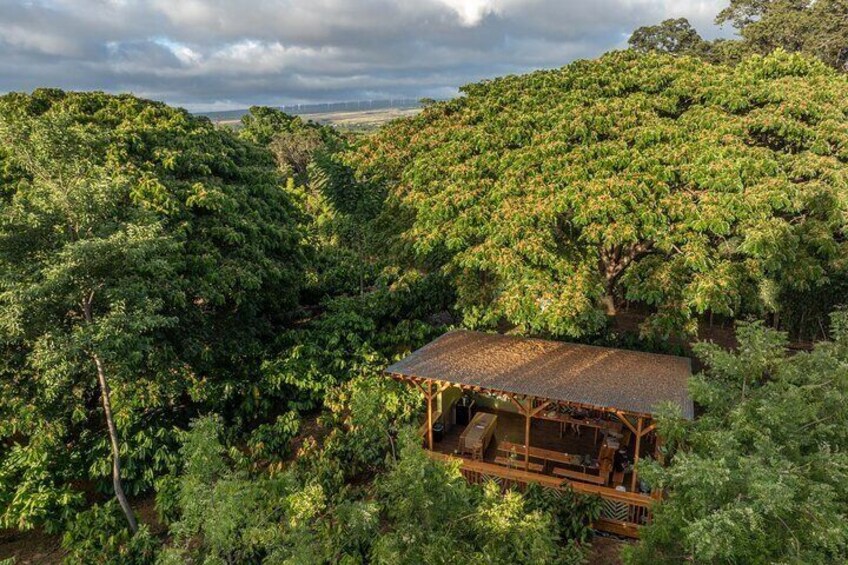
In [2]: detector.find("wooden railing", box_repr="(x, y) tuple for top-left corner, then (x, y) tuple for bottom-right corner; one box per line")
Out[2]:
(427, 451), (654, 538)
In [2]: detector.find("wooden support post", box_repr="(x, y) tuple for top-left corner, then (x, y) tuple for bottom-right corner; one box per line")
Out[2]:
(524, 400), (531, 471)
(507, 394), (541, 471)
(426, 380), (434, 451)
(630, 417), (643, 492)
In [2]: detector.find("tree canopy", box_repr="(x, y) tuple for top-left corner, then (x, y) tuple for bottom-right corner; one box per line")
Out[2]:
(628, 18), (711, 57)
(626, 315), (848, 563)
(349, 51), (848, 338)
(630, 0), (848, 72)
(0, 90), (306, 530)
(717, 0), (848, 71)
(156, 415), (592, 564)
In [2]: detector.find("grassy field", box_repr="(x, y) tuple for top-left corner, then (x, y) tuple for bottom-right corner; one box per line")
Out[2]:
(212, 107), (422, 133)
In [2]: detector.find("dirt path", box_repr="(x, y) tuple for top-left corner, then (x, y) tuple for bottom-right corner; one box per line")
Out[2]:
(0, 497), (164, 564)
(0, 528), (64, 564)
(587, 535), (629, 565)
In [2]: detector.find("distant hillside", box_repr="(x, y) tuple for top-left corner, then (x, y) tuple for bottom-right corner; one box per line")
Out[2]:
(298, 107), (423, 133)
(200, 99), (423, 128)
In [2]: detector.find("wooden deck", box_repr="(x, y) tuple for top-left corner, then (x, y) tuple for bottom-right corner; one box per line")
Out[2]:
(434, 408), (646, 489)
(428, 408), (657, 538)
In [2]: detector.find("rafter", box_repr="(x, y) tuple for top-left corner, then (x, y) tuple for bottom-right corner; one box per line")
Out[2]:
(530, 401), (552, 417)
(614, 410), (639, 435)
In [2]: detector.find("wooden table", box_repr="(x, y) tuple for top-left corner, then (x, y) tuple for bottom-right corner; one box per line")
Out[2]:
(535, 409), (623, 442)
(459, 412), (497, 460)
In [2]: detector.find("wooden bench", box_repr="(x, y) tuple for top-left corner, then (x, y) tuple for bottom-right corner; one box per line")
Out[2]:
(499, 441), (583, 467)
(497, 440), (613, 486)
(552, 466), (608, 485)
(494, 456), (544, 473)
(496, 442), (545, 468)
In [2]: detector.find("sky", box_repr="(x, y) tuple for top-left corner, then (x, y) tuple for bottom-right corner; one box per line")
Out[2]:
(0, 0), (731, 112)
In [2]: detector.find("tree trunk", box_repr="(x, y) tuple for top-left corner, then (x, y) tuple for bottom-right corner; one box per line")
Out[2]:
(82, 292), (137, 533)
(601, 293), (617, 316)
(94, 353), (138, 534)
(598, 242), (652, 318)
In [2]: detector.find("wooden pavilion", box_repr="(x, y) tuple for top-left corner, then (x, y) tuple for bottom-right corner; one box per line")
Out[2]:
(385, 330), (693, 538)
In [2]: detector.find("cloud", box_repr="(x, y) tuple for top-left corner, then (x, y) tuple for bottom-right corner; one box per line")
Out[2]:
(437, 0), (501, 26)
(0, 0), (730, 111)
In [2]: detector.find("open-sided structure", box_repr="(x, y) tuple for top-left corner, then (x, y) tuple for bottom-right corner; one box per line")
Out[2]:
(385, 330), (693, 537)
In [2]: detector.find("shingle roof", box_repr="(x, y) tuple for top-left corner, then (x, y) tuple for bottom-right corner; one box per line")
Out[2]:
(386, 330), (694, 419)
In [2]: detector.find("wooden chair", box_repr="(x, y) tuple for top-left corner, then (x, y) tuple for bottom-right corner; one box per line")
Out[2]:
(597, 445), (615, 486)
(612, 470), (625, 488)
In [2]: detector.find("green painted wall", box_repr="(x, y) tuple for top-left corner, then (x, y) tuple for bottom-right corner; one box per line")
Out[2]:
(438, 386), (463, 431)
(473, 393), (520, 414)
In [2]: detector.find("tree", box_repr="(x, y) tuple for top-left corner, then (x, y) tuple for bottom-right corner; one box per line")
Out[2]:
(160, 419), (567, 563)
(722, 0), (848, 71)
(238, 105), (302, 146)
(0, 90), (305, 532)
(371, 431), (570, 564)
(348, 51), (848, 338)
(159, 395), (596, 563)
(628, 18), (708, 56)
(235, 106), (389, 303)
(625, 315), (848, 563)
(0, 110), (181, 529)
(238, 106), (343, 182)
(632, 0), (848, 72)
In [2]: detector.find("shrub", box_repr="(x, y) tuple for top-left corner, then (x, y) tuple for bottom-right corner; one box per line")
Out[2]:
(524, 482), (603, 544)
(248, 411), (301, 464)
(61, 501), (158, 565)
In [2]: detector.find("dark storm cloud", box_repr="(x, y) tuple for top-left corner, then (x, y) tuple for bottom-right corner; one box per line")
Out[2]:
(0, 0), (729, 111)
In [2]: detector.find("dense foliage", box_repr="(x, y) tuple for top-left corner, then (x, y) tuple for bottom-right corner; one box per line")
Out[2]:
(0, 90), (305, 531)
(351, 51), (848, 339)
(626, 315), (848, 563)
(157, 413), (597, 564)
(0, 92), (458, 558)
(61, 501), (158, 565)
(628, 18), (712, 59)
(630, 0), (848, 71)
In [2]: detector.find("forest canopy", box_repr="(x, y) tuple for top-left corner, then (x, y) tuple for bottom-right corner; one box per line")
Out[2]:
(2, 41), (848, 564)
(351, 50), (848, 338)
